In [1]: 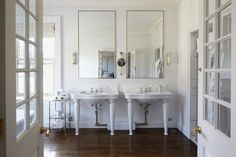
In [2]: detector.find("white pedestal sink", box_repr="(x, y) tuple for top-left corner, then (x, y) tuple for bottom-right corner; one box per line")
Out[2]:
(124, 91), (172, 136)
(71, 92), (119, 136)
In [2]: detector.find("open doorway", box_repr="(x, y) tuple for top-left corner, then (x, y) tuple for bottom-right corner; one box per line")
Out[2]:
(189, 29), (199, 144)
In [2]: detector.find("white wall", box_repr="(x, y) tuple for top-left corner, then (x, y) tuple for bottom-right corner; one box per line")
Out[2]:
(177, 0), (199, 138)
(43, 0), (179, 130)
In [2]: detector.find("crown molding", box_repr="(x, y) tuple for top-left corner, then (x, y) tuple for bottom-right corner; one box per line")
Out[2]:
(176, 0), (181, 4)
(44, 0), (177, 8)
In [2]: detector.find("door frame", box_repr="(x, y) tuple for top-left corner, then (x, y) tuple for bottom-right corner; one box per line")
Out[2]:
(5, 0), (18, 156)
(188, 26), (199, 144)
(0, 0), (6, 156)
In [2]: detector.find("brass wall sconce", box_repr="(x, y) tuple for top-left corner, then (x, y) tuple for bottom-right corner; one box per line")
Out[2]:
(72, 51), (77, 64)
(166, 52), (171, 65)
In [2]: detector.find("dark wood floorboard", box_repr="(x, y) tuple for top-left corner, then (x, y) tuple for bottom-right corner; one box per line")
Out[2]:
(44, 128), (197, 157)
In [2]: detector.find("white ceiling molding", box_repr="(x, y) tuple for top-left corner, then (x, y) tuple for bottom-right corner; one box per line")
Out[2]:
(44, 0), (177, 8)
(176, 0), (181, 3)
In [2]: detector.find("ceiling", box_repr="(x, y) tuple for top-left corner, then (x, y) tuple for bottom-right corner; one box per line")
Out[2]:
(79, 11), (163, 33)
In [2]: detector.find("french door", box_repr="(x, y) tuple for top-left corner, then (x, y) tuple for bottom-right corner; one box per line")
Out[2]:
(197, 0), (236, 156)
(5, 0), (44, 157)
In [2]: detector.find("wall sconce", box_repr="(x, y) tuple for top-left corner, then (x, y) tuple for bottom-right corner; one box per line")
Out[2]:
(72, 51), (77, 64)
(166, 52), (171, 65)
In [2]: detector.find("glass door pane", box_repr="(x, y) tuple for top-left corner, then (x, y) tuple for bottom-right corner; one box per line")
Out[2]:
(206, 45), (215, 69)
(205, 99), (215, 124)
(206, 17), (216, 43)
(16, 39), (26, 69)
(206, 0), (216, 16)
(29, 16), (36, 42)
(29, 0), (36, 15)
(218, 39), (231, 69)
(16, 3), (26, 37)
(29, 44), (36, 69)
(206, 72), (215, 97)
(30, 99), (37, 125)
(16, 73), (26, 102)
(218, 72), (231, 103)
(217, 104), (231, 137)
(219, 6), (231, 37)
(30, 72), (37, 97)
(219, 0), (230, 7)
(16, 104), (26, 137)
(18, 0), (25, 5)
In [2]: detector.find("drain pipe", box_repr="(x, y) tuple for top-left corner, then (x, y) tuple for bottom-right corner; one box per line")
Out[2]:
(136, 104), (151, 126)
(92, 103), (107, 127)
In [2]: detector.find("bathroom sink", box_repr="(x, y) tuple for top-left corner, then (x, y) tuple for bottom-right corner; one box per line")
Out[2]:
(124, 90), (172, 136)
(71, 91), (119, 136)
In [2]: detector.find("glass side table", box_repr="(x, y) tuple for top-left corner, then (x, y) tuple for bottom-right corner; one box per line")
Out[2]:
(49, 98), (71, 136)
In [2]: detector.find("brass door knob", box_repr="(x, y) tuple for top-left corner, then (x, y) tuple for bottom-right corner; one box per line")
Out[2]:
(192, 126), (202, 136)
(40, 127), (50, 137)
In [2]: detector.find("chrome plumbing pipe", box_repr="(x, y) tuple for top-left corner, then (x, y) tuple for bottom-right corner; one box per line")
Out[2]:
(136, 104), (151, 126)
(92, 103), (107, 127)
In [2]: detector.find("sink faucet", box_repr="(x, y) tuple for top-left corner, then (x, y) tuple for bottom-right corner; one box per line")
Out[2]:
(159, 85), (163, 92)
(90, 88), (94, 93)
(148, 86), (152, 92)
(140, 87), (143, 93)
(144, 86), (151, 93)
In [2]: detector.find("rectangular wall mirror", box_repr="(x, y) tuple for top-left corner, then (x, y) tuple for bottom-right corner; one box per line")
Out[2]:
(78, 11), (116, 79)
(127, 10), (164, 79)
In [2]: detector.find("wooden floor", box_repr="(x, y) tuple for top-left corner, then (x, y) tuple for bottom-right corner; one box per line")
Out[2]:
(44, 128), (197, 157)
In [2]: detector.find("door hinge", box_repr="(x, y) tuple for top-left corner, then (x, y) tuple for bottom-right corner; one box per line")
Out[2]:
(0, 119), (3, 139)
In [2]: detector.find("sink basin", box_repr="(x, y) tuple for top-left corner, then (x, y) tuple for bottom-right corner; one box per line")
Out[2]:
(124, 91), (172, 100)
(71, 92), (119, 101)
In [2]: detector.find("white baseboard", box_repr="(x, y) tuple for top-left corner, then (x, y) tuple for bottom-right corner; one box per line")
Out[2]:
(177, 122), (190, 138)
(44, 120), (178, 130)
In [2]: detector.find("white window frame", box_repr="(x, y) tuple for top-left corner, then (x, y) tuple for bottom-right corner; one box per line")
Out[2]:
(43, 16), (62, 97)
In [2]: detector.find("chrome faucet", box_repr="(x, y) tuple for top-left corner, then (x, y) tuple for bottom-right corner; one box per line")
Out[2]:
(148, 86), (152, 92)
(140, 87), (143, 93)
(143, 86), (151, 93)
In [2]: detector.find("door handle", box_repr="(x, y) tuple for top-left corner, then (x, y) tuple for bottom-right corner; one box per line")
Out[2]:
(40, 127), (50, 137)
(192, 126), (202, 136)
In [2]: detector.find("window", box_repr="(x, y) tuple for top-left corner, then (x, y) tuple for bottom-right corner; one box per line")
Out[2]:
(43, 23), (56, 97)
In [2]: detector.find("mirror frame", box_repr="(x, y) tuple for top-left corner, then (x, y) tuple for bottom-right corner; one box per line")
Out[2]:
(78, 10), (117, 79)
(126, 10), (165, 79)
